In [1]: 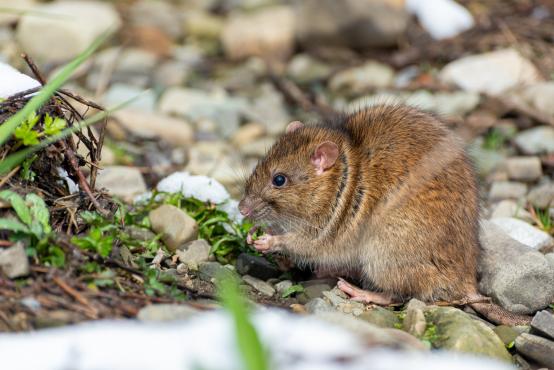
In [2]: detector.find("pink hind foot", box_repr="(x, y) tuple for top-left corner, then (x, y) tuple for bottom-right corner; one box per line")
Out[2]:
(337, 278), (394, 305)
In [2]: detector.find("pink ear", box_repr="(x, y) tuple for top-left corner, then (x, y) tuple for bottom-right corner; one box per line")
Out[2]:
(286, 121), (304, 133)
(311, 141), (339, 175)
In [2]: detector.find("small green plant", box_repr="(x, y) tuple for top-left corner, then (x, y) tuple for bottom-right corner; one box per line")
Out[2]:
(482, 128), (506, 151)
(532, 207), (553, 233)
(281, 284), (304, 298)
(421, 323), (440, 348)
(218, 275), (269, 370)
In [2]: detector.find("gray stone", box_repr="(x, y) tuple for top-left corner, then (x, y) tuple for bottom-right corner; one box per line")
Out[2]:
(468, 142), (506, 177)
(301, 284), (332, 302)
(0, 243), (29, 279)
(221, 6), (294, 60)
(359, 306), (400, 329)
(322, 289), (348, 307)
(16, 1), (121, 63)
(439, 48), (541, 96)
(493, 325), (519, 346)
(137, 304), (199, 322)
(103, 84), (156, 112)
(425, 306), (512, 361)
(489, 181), (527, 201)
(274, 280), (293, 294)
(491, 217), (554, 250)
(505, 157), (542, 181)
(527, 182), (554, 209)
(154, 60), (190, 88)
(149, 205), (198, 252)
(479, 220), (554, 314)
(239, 138), (274, 158)
(235, 253), (280, 280)
(305, 298), (334, 314)
(546, 253), (554, 267)
(198, 261), (233, 283)
(531, 310), (554, 340)
(518, 82), (554, 118)
(515, 333), (554, 368)
(113, 110), (194, 146)
(96, 166), (147, 203)
(123, 226), (156, 242)
(403, 299), (427, 337)
(242, 275), (275, 297)
(176, 240), (211, 270)
(287, 54), (333, 84)
(514, 126), (554, 155)
(329, 61), (395, 94)
(337, 301), (366, 316)
(490, 200), (533, 222)
(129, 0), (182, 39)
(244, 83), (290, 135)
(294, 0), (409, 49)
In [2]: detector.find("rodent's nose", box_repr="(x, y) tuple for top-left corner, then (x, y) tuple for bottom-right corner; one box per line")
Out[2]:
(238, 201), (252, 217)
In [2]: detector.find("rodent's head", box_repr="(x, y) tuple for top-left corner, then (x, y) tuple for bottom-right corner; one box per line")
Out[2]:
(239, 121), (344, 234)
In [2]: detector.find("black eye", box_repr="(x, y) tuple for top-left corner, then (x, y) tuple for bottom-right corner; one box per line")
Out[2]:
(272, 174), (287, 187)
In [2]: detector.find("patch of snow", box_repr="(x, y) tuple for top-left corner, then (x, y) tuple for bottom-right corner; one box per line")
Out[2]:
(0, 62), (41, 99)
(57, 167), (79, 194)
(0, 308), (512, 370)
(406, 0), (474, 40)
(218, 199), (244, 223)
(156, 171), (230, 204)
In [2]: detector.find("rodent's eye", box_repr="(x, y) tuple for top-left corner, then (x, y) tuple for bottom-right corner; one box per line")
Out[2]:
(272, 174), (287, 187)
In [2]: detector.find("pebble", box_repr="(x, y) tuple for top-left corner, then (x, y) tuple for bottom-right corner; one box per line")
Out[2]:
(137, 304), (199, 322)
(129, 0), (182, 39)
(242, 275), (275, 297)
(322, 289), (348, 307)
(505, 157), (542, 181)
(274, 280), (293, 294)
(0, 0), (35, 26)
(488, 181), (527, 201)
(176, 240), (211, 270)
(439, 48), (541, 96)
(302, 283), (332, 301)
(235, 253), (281, 280)
(239, 137), (274, 158)
(527, 182), (554, 209)
(515, 333), (554, 369)
(184, 10), (224, 41)
(198, 261), (234, 283)
(149, 205), (198, 252)
(491, 217), (554, 250)
(287, 54), (333, 84)
(153, 60), (190, 88)
(517, 81), (554, 118)
(245, 83), (291, 135)
(530, 310), (554, 340)
(0, 243), (29, 279)
(329, 61), (395, 94)
(221, 6), (295, 60)
(305, 298), (334, 314)
(95, 166), (147, 203)
(514, 126), (554, 155)
(103, 83), (156, 112)
(479, 220), (554, 314)
(231, 122), (265, 146)
(359, 306), (400, 329)
(16, 0), (122, 63)
(403, 299), (427, 337)
(424, 306), (512, 361)
(113, 110), (194, 146)
(490, 200), (533, 223)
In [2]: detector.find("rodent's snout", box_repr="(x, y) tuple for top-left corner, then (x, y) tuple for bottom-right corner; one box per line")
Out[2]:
(238, 198), (253, 218)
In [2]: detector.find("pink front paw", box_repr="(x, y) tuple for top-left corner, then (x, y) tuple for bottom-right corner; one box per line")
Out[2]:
(253, 234), (279, 253)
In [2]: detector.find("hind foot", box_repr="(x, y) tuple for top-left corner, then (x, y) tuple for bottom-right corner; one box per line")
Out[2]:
(337, 278), (394, 305)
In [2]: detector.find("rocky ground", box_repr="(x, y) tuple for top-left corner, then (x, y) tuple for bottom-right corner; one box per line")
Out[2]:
(1, 0), (554, 369)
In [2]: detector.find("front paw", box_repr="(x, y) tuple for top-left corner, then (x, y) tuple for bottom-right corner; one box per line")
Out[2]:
(253, 234), (280, 253)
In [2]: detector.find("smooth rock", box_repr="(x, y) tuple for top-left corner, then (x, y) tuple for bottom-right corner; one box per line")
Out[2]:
(294, 0), (409, 49)
(403, 299), (427, 337)
(231, 122), (265, 146)
(530, 310), (554, 340)
(184, 11), (224, 41)
(439, 48), (541, 96)
(514, 126), (554, 155)
(517, 82), (554, 118)
(149, 205), (198, 252)
(425, 306), (512, 361)
(103, 84), (156, 112)
(322, 289), (348, 307)
(0, 243), (29, 279)
(96, 166), (147, 202)
(123, 226), (156, 242)
(359, 306), (400, 329)
(505, 157), (542, 181)
(303, 284), (332, 301)
(329, 61), (395, 94)
(488, 181), (527, 201)
(305, 298), (334, 314)
(527, 182), (554, 209)
(405, 90), (480, 117)
(198, 261), (233, 283)
(492, 325), (519, 346)
(515, 333), (554, 368)
(490, 200), (533, 223)
(245, 83), (290, 135)
(153, 60), (190, 87)
(176, 240), (211, 270)
(137, 304), (199, 322)
(239, 137), (274, 158)
(274, 280), (293, 294)
(235, 253), (281, 280)
(468, 142), (506, 177)
(129, 0), (182, 39)
(16, 0), (121, 63)
(221, 6), (294, 60)
(0, 0), (35, 26)
(287, 54), (333, 84)
(114, 110), (194, 146)
(242, 275), (275, 297)
(491, 217), (554, 250)
(479, 220), (554, 314)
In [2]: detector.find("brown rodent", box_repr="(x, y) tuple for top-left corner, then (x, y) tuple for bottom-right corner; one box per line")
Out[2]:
(239, 104), (529, 325)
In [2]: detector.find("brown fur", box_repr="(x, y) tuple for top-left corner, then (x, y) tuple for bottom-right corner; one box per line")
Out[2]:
(241, 105), (529, 324)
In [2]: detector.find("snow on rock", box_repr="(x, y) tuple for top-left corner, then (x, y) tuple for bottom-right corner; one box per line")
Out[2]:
(156, 171), (230, 204)
(0, 309), (513, 370)
(0, 62), (40, 99)
(406, 0), (474, 40)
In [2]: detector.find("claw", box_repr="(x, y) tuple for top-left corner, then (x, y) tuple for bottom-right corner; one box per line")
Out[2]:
(337, 278), (393, 305)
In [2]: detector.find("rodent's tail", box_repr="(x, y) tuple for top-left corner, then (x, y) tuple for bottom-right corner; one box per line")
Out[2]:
(470, 302), (531, 326)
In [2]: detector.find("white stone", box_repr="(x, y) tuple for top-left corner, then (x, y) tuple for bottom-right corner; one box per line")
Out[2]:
(491, 217), (554, 250)
(514, 126), (554, 155)
(113, 110), (194, 146)
(16, 1), (122, 63)
(439, 49), (541, 96)
(96, 166), (147, 202)
(0, 0), (35, 26)
(506, 157), (542, 182)
(406, 0), (474, 40)
(329, 61), (395, 93)
(488, 181), (527, 201)
(0, 62), (40, 99)
(0, 243), (29, 278)
(517, 82), (554, 117)
(103, 84), (156, 112)
(490, 200), (533, 223)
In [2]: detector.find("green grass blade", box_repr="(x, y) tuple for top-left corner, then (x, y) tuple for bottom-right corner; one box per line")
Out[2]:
(218, 275), (269, 370)
(0, 29), (112, 147)
(0, 93), (144, 175)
